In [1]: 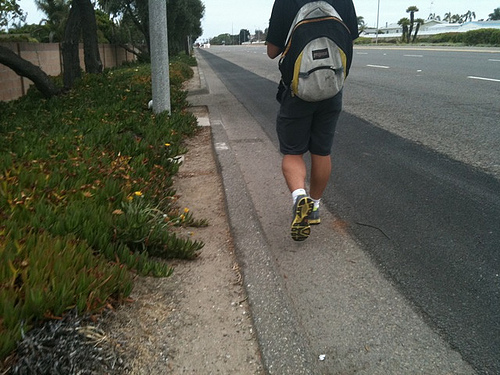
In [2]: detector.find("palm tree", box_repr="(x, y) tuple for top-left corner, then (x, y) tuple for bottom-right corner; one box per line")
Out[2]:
(35, 0), (71, 42)
(461, 10), (476, 23)
(427, 13), (440, 21)
(406, 6), (419, 43)
(397, 17), (410, 43)
(357, 16), (366, 33)
(451, 14), (461, 23)
(412, 18), (425, 43)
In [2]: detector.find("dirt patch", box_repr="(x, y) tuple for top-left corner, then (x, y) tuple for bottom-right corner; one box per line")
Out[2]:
(105, 126), (264, 374)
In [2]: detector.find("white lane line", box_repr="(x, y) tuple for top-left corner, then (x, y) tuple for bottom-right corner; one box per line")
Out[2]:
(488, 59), (500, 62)
(357, 52), (368, 55)
(404, 54), (423, 57)
(467, 76), (500, 83)
(367, 64), (390, 69)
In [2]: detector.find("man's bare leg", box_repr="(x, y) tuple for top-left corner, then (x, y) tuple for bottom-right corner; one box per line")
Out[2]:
(282, 154), (314, 241)
(282, 154), (307, 193)
(310, 154), (331, 200)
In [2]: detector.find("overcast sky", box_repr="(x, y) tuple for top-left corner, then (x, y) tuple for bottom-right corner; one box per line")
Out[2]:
(17, 0), (498, 42)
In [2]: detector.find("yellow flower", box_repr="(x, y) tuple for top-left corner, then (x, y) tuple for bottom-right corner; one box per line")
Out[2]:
(165, 143), (171, 147)
(183, 207), (190, 213)
(134, 191), (143, 197)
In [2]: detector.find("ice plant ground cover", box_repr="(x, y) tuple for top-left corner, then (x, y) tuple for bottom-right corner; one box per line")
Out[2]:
(0, 55), (206, 363)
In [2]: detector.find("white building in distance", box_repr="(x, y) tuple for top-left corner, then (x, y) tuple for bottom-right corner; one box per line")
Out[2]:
(361, 20), (500, 39)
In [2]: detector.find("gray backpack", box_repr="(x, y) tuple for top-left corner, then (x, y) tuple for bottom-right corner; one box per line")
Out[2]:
(279, 1), (353, 102)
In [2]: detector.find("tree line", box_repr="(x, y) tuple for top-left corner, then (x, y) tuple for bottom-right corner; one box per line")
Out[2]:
(206, 28), (264, 46)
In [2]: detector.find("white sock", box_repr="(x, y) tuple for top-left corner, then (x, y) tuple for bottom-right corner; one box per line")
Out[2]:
(292, 188), (307, 203)
(312, 198), (321, 210)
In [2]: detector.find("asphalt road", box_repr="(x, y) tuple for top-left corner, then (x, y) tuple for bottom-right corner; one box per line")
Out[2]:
(197, 45), (500, 374)
(345, 46), (500, 178)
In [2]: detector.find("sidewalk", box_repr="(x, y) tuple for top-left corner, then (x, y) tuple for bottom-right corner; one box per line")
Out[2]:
(187, 49), (477, 375)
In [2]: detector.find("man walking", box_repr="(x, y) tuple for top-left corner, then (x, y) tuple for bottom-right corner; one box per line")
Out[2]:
(266, 0), (359, 241)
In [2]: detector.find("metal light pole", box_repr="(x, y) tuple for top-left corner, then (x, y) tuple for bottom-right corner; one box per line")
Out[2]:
(149, 0), (171, 114)
(376, 0), (381, 44)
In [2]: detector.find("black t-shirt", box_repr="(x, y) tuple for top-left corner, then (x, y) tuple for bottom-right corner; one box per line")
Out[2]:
(266, 0), (359, 49)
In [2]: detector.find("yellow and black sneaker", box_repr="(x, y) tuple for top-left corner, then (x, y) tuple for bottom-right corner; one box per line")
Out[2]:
(291, 195), (314, 241)
(308, 207), (321, 225)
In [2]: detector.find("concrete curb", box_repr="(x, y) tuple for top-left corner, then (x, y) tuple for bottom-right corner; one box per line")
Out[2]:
(211, 122), (317, 374)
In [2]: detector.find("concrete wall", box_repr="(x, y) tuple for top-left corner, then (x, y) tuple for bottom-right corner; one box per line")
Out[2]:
(0, 42), (136, 102)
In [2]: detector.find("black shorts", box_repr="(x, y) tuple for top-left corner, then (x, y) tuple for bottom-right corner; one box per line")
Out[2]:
(276, 89), (343, 156)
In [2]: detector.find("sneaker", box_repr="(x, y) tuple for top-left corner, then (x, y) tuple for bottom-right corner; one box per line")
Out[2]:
(291, 195), (314, 241)
(308, 207), (321, 225)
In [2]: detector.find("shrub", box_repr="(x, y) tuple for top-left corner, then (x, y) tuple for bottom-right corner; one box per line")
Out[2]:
(354, 37), (372, 45)
(0, 232), (133, 359)
(423, 32), (463, 44)
(418, 29), (500, 46)
(462, 28), (500, 46)
(170, 53), (198, 67)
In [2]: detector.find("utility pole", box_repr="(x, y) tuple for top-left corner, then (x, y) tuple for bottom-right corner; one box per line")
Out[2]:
(376, 0), (381, 44)
(149, 0), (171, 114)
